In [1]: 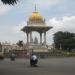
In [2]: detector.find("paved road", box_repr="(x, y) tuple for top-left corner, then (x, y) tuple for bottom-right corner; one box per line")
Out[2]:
(0, 57), (75, 75)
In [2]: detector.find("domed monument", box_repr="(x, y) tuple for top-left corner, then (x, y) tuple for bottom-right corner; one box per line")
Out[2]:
(21, 6), (53, 58)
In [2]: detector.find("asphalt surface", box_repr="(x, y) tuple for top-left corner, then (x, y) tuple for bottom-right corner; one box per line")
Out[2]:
(0, 57), (75, 75)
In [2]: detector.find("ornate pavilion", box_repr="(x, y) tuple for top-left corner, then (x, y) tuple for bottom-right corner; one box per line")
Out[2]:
(21, 7), (53, 58)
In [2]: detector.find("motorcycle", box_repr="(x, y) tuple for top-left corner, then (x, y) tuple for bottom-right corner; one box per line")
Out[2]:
(10, 53), (16, 61)
(30, 58), (38, 67)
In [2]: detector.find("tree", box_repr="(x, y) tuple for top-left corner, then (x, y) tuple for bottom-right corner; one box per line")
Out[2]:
(1, 0), (19, 5)
(54, 31), (75, 51)
(16, 40), (24, 47)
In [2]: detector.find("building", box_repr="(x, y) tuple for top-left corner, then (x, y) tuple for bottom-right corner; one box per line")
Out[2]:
(0, 42), (28, 58)
(21, 6), (53, 58)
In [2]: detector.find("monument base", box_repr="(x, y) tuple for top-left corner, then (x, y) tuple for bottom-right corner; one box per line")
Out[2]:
(27, 44), (50, 58)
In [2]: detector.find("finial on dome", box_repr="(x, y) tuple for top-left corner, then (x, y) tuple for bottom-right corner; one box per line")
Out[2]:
(35, 4), (37, 12)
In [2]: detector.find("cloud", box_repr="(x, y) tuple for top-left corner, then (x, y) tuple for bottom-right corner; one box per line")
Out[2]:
(0, 22), (27, 43)
(0, 2), (12, 15)
(47, 16), (75, 34)
(60, 16), (75, 32)
(37, 0), (59, 7)
(0, 15), (75, 44)
(33, 0), (60, 8)
(46, 16), (75, 44)
(11, 16), (75, 44)
(12, 22), (27, 33)
(47, 18), (63, 35)
(11, 22), (27, 42)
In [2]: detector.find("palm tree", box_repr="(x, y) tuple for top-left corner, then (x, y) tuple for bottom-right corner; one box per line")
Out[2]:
(1, 0), (19, 5)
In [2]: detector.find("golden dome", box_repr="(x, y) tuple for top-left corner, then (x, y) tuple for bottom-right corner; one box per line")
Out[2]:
(29, 12), (43, 21)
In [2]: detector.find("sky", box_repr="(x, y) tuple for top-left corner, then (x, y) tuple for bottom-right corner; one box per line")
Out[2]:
(0, 0), (75, 44)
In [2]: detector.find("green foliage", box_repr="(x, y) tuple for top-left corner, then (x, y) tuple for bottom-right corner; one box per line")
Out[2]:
(54, 31), (75, 51)
(1, 0), (19, 5)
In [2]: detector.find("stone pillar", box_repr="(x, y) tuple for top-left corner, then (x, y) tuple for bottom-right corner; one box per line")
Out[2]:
(44, 32), (46, 45)
(27, 32), (29, 44)
(30, 32), (32, 43)
(40, 33), (42, 45)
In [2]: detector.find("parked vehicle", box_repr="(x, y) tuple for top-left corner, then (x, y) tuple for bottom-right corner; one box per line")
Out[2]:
(10, 53), (16, 61)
